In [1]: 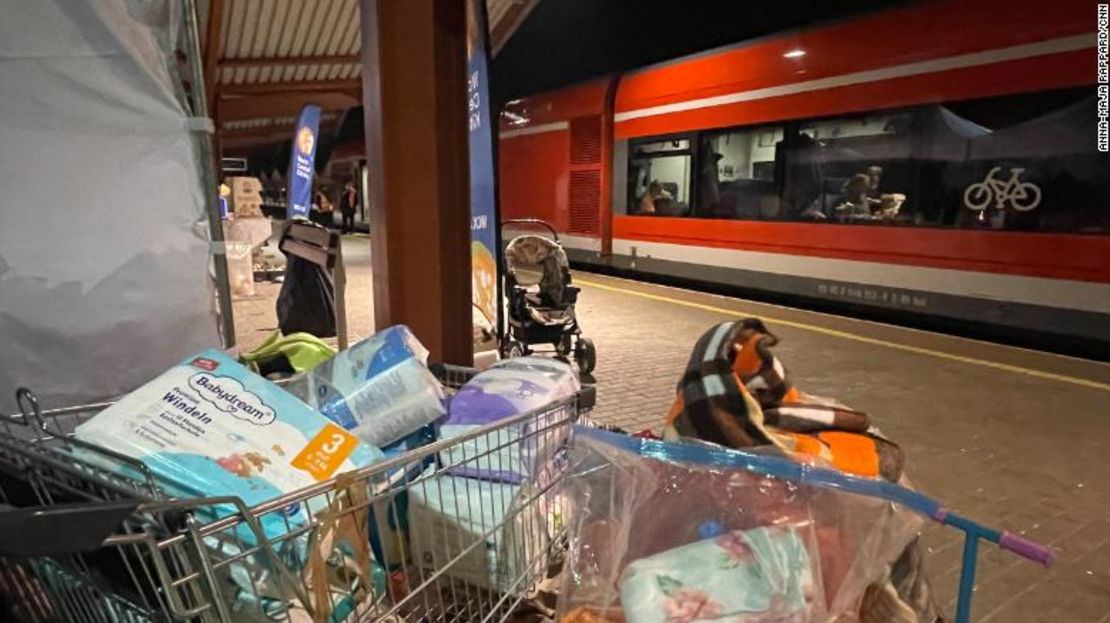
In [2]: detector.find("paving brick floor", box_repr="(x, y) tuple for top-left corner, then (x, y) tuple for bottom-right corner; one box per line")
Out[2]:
(236, 243), (1110, 622)
(575, 274), (1110, 623)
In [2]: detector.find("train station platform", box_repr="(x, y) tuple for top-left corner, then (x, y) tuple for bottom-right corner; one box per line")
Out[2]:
(576, 272), (1110, 623)
(234, 238), (1110, 622)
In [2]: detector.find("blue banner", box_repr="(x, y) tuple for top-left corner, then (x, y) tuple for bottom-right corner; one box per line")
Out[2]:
(286, 104), (321, 220)
(466, 0), (499, 330)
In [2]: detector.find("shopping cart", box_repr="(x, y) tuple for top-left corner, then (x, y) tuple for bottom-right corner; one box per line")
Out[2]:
(568, 427), (1056, 623)
(0, 365), (594, 623)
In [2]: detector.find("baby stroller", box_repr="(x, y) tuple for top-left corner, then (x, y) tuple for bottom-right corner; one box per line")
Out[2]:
(501, 219), (596, 373)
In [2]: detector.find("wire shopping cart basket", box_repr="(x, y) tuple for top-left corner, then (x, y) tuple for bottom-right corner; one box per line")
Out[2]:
(0, 364), (595, 623)
(564, 427), (1056, 623)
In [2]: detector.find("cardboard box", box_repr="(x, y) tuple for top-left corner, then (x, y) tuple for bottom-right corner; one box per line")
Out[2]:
(228, 176), (264, 217)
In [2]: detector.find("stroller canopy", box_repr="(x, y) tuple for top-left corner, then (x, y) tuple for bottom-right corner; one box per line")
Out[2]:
(505, 234), (571, 307)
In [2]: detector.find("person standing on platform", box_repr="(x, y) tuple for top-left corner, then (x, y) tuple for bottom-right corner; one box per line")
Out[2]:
(314, 189), (334, 227)
(339, 180), (358, 234)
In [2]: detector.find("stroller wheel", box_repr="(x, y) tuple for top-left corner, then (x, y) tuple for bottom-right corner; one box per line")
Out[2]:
(575, 338), (597, 374)
(502, 340), (527, 359)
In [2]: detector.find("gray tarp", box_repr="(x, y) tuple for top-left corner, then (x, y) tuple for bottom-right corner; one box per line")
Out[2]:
(0, 0), (220, 412)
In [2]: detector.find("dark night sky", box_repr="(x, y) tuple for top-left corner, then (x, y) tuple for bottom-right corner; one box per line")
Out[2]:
(492, 0), (910, 103)
(304, 1), (912, 172)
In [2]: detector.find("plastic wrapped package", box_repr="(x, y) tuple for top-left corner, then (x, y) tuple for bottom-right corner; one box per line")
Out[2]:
(285, 325), (447, 448)
(224, 214), (273, 250)
(620, 526), (818, 623)
(61, 346), (398, 620)
(440, 357), (579, 483)
(447, 357), (580, 420)
(407, 466), (551, 593)
(226, 240), (255, 298)
(72, 350), (385, 543)
(559, 428), (924, 623)
(365, 423), (439, 568)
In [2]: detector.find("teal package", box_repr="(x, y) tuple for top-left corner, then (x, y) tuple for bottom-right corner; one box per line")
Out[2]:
(619, 526), (818, 623)
(74, 349), (385, 543)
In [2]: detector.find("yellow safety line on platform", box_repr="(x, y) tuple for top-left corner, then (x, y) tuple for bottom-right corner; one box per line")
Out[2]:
(576, 277), (1110, 393)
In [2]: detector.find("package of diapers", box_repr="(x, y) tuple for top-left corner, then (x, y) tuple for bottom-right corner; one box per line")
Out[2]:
(407, 466), (549, 593)
(439, 357), (579, 483)
(285, 325), (447, 448)
(618, 526), (819, 623)
(73, 349), (384, 540)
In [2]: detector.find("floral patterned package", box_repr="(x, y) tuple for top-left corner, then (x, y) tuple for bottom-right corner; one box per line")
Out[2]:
(618, 526), (818, 623)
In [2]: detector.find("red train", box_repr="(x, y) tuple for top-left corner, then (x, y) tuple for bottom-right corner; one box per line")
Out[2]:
(498, 0), (1110, 355)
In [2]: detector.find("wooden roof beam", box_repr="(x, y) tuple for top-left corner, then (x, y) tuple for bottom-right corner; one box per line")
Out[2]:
(220, 54), (361, 69)
(203, 0), (226, 112)
(491, 0), (539, 56)
(220, 79), (361, 96)
(221, 123), (339, 150)
(222, 120), (339, 138)
(219, 91), (360, 121)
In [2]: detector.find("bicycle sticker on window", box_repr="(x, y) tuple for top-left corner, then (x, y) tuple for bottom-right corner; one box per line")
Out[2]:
(963, 167), (1042, 213)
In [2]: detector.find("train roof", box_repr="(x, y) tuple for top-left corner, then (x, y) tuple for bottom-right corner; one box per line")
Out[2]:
(501, 0), (1096, 138)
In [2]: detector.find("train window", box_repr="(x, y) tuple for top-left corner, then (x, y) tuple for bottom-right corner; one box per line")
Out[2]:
(920, 88), (1110, 234)
(628, 137), (693, 216)
(695, 126), (785, 219)
(782, 112), (918, 224)
(777, 87), (1109, 233)
(621, 87), (1108, 233)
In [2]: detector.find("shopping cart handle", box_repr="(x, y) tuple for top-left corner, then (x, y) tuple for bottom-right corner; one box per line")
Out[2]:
(0, 501), (138, 557)
(999, 531), (1055, 567)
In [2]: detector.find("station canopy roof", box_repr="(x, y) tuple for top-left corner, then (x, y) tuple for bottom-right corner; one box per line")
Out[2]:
(201, 0), (537, 153)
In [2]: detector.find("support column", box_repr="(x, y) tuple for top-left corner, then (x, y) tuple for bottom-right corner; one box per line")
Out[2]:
(360, 0), (473, 365)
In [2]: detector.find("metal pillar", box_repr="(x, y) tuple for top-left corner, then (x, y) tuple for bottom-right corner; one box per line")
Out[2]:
(183, 0), (236, 348)
(359, 0), (473, 365)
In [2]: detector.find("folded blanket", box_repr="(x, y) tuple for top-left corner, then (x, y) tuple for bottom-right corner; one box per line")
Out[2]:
(667, 322), (781, 449)
(763, 401), (870, 434)
(733, 332), (800, 409)
(663, 321), (936, 621)
(666, 322), (903, 481)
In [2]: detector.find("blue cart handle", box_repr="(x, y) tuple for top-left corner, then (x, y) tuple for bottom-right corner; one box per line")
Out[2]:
(577, 427), (1057, 567)
(575, 427), (1057, 623)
